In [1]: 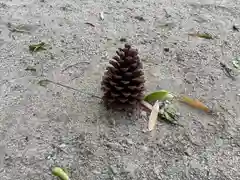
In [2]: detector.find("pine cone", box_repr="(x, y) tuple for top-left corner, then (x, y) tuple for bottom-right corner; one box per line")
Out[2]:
(101, 44), (145, 109)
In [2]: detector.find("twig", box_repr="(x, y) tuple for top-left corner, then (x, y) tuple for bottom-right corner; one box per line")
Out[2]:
(7, 23), (31, 33)
(163, 9), (171, 18)
(220, 62), (236, 80)
(61, 62), (90, 72)
(45, 79), (102, 99)
(84, 22), (95, 27)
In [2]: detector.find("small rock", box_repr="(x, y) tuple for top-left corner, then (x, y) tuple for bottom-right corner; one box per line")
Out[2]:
(59, 144), (66, 148)
(60, 6), (67, 11)
(123, 161), (138, 175)
(92, 169), (101, 174)
(185, 72), (197, 84)
(164, 47), (169, 52)
(141, 146), (149, 152)
(134, 16), (145, 21)
(140, 110), (147, 117)
(233, 25), (239, 31)
(125, 138), (133, 145)
(120, 38), (127, 42)
(184, 147), (192, 156)
(109, 165), (118, 175)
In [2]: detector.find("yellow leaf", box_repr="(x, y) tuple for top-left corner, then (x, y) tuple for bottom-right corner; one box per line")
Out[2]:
(180, 96), (210, 113)
(148, 100), (160, 131)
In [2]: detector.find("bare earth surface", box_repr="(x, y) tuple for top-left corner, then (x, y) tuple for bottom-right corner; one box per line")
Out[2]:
(0, 0), (240, 179)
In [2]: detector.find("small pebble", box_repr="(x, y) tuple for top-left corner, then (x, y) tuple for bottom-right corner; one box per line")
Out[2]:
(120, 38), (127, 42)
(233, 25), (239, 31)
(125, 138), (133, 145)
(164, 47), (169, 52)
(134, 16), (145, 21)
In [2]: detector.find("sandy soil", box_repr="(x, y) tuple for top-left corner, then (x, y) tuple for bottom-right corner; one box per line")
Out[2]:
(0, 0), (240, 179)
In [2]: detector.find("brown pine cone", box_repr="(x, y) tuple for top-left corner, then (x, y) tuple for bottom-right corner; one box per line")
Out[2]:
(101, 44), (145, 109)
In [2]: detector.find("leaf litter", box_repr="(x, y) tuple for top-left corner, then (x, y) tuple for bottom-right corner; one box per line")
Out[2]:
(142, 89), (214, 128)
(141, 100), (180, 126)
(29, 42), (47, 52)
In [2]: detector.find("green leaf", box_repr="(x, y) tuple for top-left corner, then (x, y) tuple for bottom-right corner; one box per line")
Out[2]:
(144, 90), (173, 102)
(29, 42), (47, 52)
(52, 167), (69, 180)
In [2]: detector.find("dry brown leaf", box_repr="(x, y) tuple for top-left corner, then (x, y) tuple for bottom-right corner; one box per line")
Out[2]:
(148, 100), (160, 131)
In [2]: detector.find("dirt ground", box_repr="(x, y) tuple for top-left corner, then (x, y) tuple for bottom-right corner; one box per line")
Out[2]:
(0, 0), (240, 179)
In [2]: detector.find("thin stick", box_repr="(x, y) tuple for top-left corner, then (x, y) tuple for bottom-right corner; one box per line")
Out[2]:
(61, 62), (90, 72)
(46, 79), (102, 99)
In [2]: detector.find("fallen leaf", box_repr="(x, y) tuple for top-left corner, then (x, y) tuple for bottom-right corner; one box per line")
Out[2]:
(148, 100), (160, 131)
(38, 79), (49, 87)
(29, 42), (47, 52)
(25, 66), (36, 72)
(99, 12), (104, 20)
(188, 32), (213, 39)
(179, 95), (210, 113)
(84, 22), (95, 27)
(52, 167), (69, 180)
(232, 57), (240, 69)
(144, 90), (173, 102)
